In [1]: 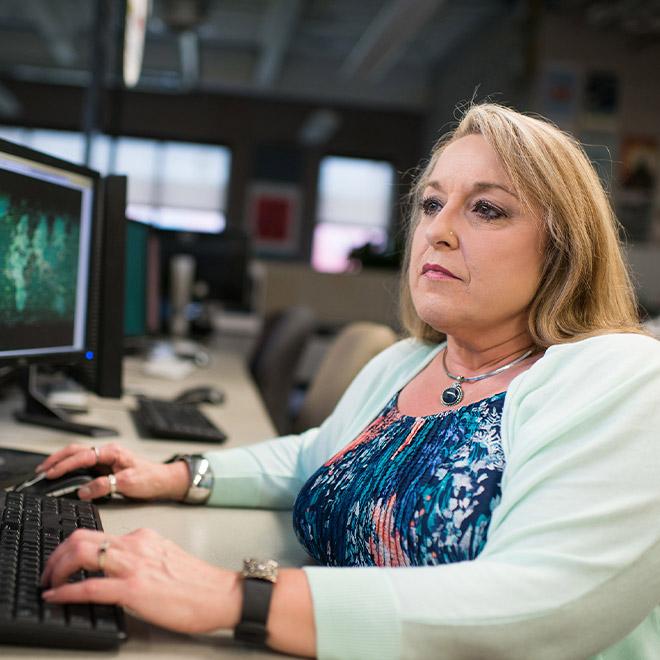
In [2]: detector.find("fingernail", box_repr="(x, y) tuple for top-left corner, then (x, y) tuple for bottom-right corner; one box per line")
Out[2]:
(78, 487), (91, 498)
(35, 464), (43, 472)
(42, 590), (54, 599)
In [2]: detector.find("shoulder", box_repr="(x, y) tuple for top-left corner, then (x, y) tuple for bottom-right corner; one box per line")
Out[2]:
(543, 332), (660, 368)
(513, 332), (660, 394)
(504, 333), (660, 437)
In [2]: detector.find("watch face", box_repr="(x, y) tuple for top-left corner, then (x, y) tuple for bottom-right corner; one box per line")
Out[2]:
(242, 558), (279, 583)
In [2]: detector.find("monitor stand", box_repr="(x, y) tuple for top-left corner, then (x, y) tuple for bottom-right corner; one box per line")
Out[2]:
(14, 366), (119, 438)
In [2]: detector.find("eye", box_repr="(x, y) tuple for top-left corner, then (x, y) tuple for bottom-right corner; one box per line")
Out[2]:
(473, 200), (507, 221)
(420, 196), (443, 216)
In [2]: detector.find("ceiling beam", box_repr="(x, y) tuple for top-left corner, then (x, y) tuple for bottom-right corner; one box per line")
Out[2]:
(254, 0), (303, 88)
(23, 0), (77, 66)
(342, 0), (447, 81)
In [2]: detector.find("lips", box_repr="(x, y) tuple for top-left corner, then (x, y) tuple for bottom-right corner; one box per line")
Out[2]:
(421, 263), (460, 279)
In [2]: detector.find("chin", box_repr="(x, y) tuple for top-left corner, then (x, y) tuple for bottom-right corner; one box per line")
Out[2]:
(413, 303), (454, 335)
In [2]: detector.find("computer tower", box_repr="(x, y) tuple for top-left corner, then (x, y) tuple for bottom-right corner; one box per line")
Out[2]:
(74, 175), (127, 398)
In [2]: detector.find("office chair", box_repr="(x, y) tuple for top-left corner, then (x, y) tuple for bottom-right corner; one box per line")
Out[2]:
(292, 322), (398, 433)
(249, 306), (316, 435)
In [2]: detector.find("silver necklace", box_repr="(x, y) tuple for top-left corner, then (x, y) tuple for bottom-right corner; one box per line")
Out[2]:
(441, 348), (535, 406)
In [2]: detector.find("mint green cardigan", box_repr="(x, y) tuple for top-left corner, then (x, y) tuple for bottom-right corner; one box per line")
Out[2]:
(205, 333), (660, 659)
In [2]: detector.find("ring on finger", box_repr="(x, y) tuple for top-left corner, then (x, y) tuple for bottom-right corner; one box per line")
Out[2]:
(91, 446), (101, 464)
(98, 540), (111, 572)
(108, 473), (118, 497)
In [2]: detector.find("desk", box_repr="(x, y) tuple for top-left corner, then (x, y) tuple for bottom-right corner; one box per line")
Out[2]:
(0, 347), (310, 658)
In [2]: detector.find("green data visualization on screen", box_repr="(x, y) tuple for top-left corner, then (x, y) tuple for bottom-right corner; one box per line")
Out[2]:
(0, 168), (83, 352)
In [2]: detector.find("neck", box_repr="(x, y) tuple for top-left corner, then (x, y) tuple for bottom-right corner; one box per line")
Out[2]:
(444, 331), (536, 376)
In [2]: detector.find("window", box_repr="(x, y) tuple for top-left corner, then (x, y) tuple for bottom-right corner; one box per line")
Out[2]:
(0, 127), (231, 234)
(312, 156), (395, 273)
(109, 137), (231, 233)
(0, 127), (85, 163)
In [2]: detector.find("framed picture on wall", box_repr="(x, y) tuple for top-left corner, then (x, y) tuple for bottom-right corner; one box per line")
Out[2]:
(247, 182), (301, 256)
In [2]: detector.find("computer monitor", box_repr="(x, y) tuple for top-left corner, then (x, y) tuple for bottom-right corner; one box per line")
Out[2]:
(0, 138), (117, 436)
(70, 175), (128, 399)
(157, 227), (251, 334)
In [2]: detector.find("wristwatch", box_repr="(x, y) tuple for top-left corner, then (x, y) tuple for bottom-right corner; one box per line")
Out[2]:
(234, 558), (279, 645)
(165, 454), (213, 504)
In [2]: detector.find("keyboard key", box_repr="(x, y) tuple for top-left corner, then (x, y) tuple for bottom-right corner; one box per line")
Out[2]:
(42, 603), (66, 625)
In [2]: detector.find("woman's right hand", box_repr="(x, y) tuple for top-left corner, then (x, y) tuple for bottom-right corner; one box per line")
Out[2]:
(34, 443), (190, 502)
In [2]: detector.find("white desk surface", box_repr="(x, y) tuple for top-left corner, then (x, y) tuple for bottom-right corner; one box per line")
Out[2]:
(0, 347), (310, 658)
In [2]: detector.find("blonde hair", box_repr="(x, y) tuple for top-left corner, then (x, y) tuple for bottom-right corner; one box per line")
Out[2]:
(400, 102), (644, 346)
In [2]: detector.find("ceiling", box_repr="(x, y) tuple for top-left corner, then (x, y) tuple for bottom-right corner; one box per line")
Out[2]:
(0, 0), (657, 118)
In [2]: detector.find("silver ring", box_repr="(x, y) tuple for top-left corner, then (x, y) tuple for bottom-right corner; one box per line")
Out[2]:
(98, 540), (110, 572)
(92, 446), (101, 463)
(108, 473), (118, 496)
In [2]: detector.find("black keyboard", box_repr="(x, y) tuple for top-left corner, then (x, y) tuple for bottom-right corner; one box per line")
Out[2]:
(0, 491), (126, 650)
(132, 397), (228, 443)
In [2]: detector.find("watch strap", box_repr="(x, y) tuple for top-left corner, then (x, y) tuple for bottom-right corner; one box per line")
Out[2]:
(164, 454), (213, 504)
(234, 577), (274, 645)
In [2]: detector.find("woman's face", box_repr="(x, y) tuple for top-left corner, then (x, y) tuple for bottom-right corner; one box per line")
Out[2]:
(408, 134), (545, 339)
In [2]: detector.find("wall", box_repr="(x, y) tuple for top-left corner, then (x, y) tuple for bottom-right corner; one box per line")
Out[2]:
(535, 12), (660, 313)
(0, 79), (426, 261)
(256, 261), (401, 330)
(421, 8), (660, 314)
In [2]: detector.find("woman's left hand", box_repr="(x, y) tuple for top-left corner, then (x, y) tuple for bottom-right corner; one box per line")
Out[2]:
(41, 528), (241, 634)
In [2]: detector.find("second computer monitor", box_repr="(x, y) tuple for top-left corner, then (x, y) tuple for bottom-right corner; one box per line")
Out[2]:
(158, 228), (251, 321)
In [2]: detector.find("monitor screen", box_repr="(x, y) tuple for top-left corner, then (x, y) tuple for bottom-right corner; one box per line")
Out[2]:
(0, 141), (95, 361)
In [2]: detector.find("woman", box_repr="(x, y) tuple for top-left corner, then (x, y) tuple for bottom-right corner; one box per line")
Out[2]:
(39, 103), (660, 659)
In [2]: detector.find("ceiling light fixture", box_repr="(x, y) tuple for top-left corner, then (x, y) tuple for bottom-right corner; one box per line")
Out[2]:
(123, 0), (151, 87)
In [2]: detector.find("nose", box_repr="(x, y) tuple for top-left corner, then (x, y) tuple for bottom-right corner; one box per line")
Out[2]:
(424, 204), (459, 249)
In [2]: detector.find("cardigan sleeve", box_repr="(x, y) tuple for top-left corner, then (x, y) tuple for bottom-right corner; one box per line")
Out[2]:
(303, 334), (660, 660)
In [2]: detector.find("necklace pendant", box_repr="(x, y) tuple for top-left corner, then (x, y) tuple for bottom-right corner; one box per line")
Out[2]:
(441, 382), (464, 406)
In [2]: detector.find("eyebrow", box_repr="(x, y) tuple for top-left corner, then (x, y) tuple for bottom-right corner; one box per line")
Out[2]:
(423, 180), (519, 199)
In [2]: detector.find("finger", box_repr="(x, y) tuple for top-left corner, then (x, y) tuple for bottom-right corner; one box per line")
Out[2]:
(47, 539), (131, 588)
(36, 444), (88, 473)
(43, 577), (126, 605)
(77, 475), (117, 501)
(46, 540), (108, 587)
(46, 444), (123, 480)
(43, 450), (99, 479)
(41, 530), (107, 586)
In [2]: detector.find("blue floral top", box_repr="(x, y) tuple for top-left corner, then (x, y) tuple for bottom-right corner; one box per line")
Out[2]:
(292, 391), (506, 567)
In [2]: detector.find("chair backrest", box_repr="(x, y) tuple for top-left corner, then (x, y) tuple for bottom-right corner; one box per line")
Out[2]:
(292, 322), (398, 433)
(249, 306), (316, 435)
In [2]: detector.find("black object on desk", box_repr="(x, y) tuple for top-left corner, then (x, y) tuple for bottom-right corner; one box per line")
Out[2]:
(14, 367), (119, 438)
(0, 447), (46, 491)
(0, 448), (104, 499)
(132, 397), (228, 443)
(0, 490), (127, 650)
(173, 385), (225, 406)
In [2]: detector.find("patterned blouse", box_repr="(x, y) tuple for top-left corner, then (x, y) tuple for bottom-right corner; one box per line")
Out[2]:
(292, 391), (506, 567)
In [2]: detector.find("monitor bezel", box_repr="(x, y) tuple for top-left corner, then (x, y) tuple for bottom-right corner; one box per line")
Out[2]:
(0, 136), (102, 368)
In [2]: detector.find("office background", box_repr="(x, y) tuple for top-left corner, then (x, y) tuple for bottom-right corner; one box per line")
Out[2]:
(0, 0), (658, 320)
